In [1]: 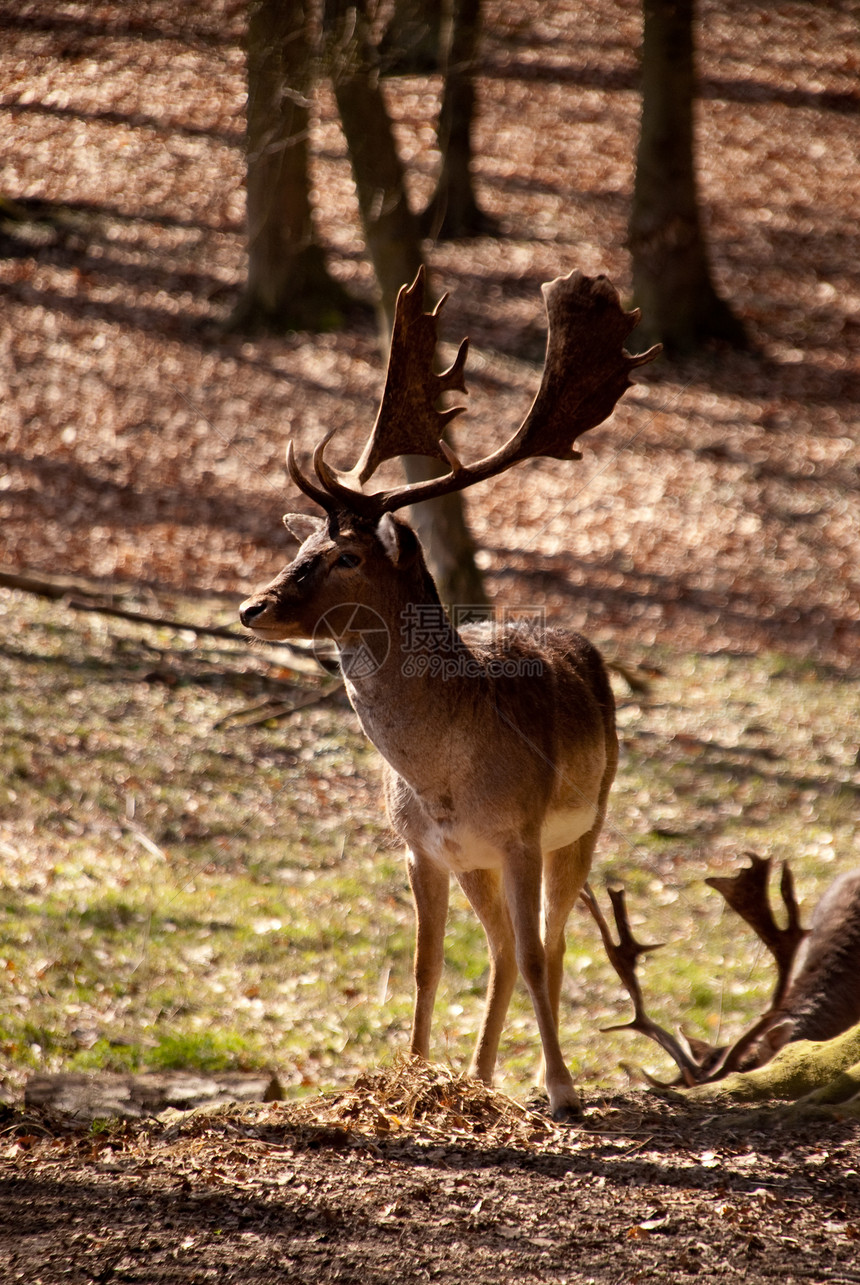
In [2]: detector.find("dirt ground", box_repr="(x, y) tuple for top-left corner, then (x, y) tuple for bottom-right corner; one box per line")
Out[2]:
(2, 0), (860, 1280)
(3, 1072), (860, 1285)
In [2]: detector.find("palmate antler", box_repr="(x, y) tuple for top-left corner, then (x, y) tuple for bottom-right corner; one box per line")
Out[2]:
(288, 267), (661, 518)
(705, 853), (807, 1009)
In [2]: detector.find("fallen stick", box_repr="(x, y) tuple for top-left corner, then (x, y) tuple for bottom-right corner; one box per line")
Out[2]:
(1, 564), (242, 639)
(0, 566), (123, 602)
(67, 596), (245, 642)
(0, 565), (324, 672)
(214, 684), (344, 731)
(67, 597), (328, 676)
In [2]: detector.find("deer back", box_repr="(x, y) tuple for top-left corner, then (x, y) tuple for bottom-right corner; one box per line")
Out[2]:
(778, 869), (860, 1045)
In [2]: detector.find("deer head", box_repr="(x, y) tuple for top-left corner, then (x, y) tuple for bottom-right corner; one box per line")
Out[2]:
(239, 267), (660, 648)
(238, 507), (426, 642)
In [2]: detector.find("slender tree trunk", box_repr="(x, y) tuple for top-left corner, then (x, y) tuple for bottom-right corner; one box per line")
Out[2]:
(324, 0), (487, 609)
(628, 0), (745, 354)
(422, 0), (497, 239)
(324, 0), (423, 321)
(230, 0), (350, 333)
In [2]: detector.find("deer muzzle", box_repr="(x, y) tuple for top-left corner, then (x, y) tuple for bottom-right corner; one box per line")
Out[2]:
(238, 594), (293, 639)
(238, 597), (268, 628)
(239, 572), (315, 640)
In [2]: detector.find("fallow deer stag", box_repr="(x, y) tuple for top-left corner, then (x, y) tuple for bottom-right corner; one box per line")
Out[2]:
(240, 269), (659, 1119)
(582, 854), (860, 1086)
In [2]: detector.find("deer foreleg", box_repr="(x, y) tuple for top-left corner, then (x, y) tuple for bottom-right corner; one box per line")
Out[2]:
(406, 849), (449, 1059)
(504, 846), (581, 1121)
(457, 868), (518, 1084)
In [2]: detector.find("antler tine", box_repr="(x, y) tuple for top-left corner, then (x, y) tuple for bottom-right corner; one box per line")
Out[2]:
(706, 854), (808, 1008)
(696, 1007), (783, 1082)
(779, 860), (805, 950)
(580, 885), (703, 1087)
(286, 439), (340, 519)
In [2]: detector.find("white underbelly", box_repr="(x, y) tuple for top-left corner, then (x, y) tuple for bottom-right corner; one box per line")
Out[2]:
(419, 805), (598, 874)
(540, 805), (597, 852)
(422, 825), (504, 873)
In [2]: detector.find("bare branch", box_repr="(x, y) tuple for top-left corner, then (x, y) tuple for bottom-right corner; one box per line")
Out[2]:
(67, 597), (246, 643)
(214, 683), (344, 732)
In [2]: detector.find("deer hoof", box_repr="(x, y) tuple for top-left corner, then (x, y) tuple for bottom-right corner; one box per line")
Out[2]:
(551, 1100), (584, 1125)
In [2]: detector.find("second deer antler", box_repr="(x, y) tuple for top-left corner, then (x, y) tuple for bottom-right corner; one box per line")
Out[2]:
(706, 853), (807, 1008)
(580, 884), (704, 1087)
(583, 858), (826, 1087)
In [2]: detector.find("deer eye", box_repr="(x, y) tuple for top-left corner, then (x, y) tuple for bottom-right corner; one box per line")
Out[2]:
(292, 558), (314, 583)
(335, 552), (361, 570)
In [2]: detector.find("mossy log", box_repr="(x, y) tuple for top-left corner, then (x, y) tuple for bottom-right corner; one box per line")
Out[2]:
(683, 1020), (860, 1107)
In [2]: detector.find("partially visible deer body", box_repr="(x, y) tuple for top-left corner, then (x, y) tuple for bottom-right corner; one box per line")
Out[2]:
(240, 270), (659, 1119)
(583, 854), (860, 1086)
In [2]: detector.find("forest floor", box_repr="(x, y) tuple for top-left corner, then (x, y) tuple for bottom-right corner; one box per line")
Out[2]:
(1, 0), (860, 1280)
(4, 1070), (860, 1285)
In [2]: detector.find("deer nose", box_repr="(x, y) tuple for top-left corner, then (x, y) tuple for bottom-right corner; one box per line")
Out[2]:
(239, 598), (268, 628)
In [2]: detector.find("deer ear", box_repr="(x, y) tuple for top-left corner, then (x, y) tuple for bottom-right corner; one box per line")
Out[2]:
(376, 512), (418, 567)
(283, 513), (326, 542)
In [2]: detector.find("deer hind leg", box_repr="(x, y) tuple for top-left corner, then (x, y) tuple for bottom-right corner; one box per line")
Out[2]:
(543, 838), (593, 1023)
(456, 867), (518, 1085)
(502, 842), (582, 1121)
(539, 835), (598, 1087)
(539, 740), (616, 1091)
(406, 848), (450, 1060)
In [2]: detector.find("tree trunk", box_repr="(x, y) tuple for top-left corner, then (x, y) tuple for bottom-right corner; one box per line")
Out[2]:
(324, 0), (487, 609)
(379, 0), (444, 74)
(230, 0), (350, 333)
(324, 0), (424, 321)
(628, 0), (745, 354)
(422, 0), (497, 240)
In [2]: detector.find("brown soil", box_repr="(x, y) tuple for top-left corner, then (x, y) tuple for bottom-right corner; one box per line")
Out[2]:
(4, 1065), (860, 1284)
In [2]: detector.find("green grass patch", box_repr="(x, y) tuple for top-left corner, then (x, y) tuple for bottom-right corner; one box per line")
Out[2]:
(1, 590), (858, 1101)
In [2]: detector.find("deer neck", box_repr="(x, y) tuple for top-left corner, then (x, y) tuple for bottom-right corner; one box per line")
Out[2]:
(332, 563), (470, 788)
